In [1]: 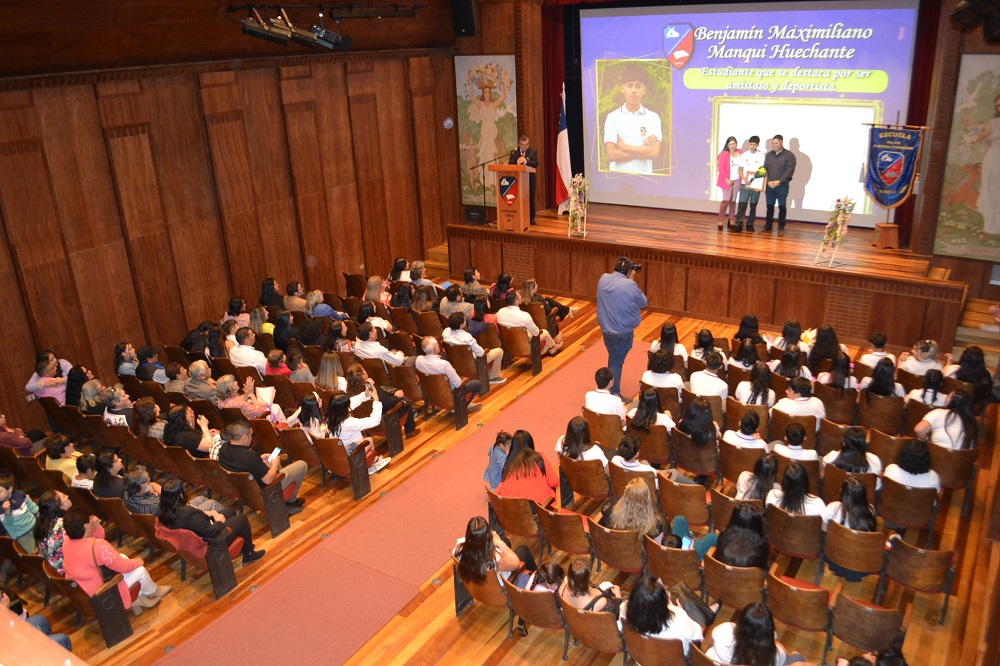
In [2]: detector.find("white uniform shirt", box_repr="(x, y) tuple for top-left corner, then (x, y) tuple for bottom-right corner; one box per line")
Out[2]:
(585, 389), (626, 424)
(603, 104), (662, 173)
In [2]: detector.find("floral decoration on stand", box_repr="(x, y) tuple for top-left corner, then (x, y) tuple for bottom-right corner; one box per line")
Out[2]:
(814, 196), (855, 266)
(568, 173), (590, 237)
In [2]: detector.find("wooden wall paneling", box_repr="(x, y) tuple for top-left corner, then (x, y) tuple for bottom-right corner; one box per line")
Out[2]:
(533, 244), (571, 294)
(569, 252), (606, 298)
(922, 297), (962, 351)
(474, 0), (518, 54)
(469, 238), (503, 283)
(685, 265), (729, 318)
(449, 235), (471, 278)
(644, 259), (686, 312)
(279, 65), (340, 293)
(96, 80), (188, 348)
(199, 71), (268, 303)
(869, 293), (928, 350)
(34, 85), (146, 381)
(143, 75), (231, 328)
(431, 53), (461, 234)
(409, 56), (447, 254)
(237, 69), (305, 287)
(514, 0), (546, 215)
(727, 271), (776, 324)
(347, 87), (391, 277)
(933, 256), (999, 301)
(312, 61), (364, 289)
(772, 280), (827, 332)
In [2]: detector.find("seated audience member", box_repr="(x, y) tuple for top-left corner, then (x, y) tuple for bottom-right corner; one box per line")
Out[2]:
(364, 275), (392, 308)
(648, 321), (688, 363)
(70, 454), (97, 489)
(389, 257), (411, 282)
(807, 324), (847, 376)
(324, 393), (390, 475)
(412, 285), (437, 314)
(859, 331), (895, 368)
(162, 405), (216, 459)
(521, 277), (573, 325)
(816, 351), (858, 389)
(822, 427), (883, 476)
(914, 391), (977, 450)
(460, 266), (489, 298)
(25, 351), (72, 400)
(691, 328), (728, 364)
(734, 313), (769, 346)
(93, 450), (126, 499)
(35, 491), (101, 574)
(454, 515), (536, 590)
(883, 440), (941, 491)
(344, 364), (418, 438)
(440, 284), (474, 320)
(183, 360), (218, 403)
(327, 319), (354, 353)
(61, 508), (171, 616)
(115, 342), (138, 376)
(0, 474), (38, 552)
(905, 369), (948, 407)
(390, 283), (415, 313)
(266, 349), (292, 377)
(306, 289), (346, 320)
(767, 461), (827, 517)
(559, 558), (621, 612)
(65, 366), (93, 412)
(468, 295), (497, 337)
(771, 377), (826, 431)
(822, 476), (877, 532)
(942, 345), (993, 405)
(443, 312), (505, 384)
(495, 430), (557, 505)
(736, 452), (780, 501)
(415, 337), (483, 413)
(897, 339), (942, 376)
(409, 261), (434, 288)
(102, 386), (134, 427)
(722, 411), (766, 449)
(221, 320), (239, 356)
(315, 352), (346, 392)
(715, 503), (769, 569)
(218, 420), (308, 513)
(641, 349), (684, 393)
(357, 301), (393, 335)
(259, 277), (285, 308)
(45, 435), (81, 479)
(222, 297), (250, 329)
(772, 317), (810, 355)
(287, 354), (315, 384)
(123, 465), (168, 515)
(217, 374), (285, 423)
(157, 477), (264, 565)
(79, 379), (109, 416)
(249, 307), (274, 337)
(229, 328), (267, 374)
(555, 417), (608, 471)
(584, 367), (626, 425)
(31, 356), (68, 405)
(164, 363), (187, 394)
(1, 586), (72, 651)
(135, 346), (169, 384)
(496, 291), (560, 354)
(599, 478), (667, 540)
(610, 434), (657, 476)
(728, 338), (761, 371)
(523, 562), (565, 593)
(620, 577), (703, 657)
(483, 431), (513, 492)
(690, 351), (728, 402)
(489, 272), (516, 301)
(772, 422), (818, 462)
(859, 357), (905, 397)
(627, 388), (675, 433)
(706, 601), (811, 665)
(676, 397), (720, 450)
(0, 412), (41, 456)
(283, 281), (308, 312)
(353, 322), (414, 367)
(735, 361), (776, 407)
(769, 346), (813, 381)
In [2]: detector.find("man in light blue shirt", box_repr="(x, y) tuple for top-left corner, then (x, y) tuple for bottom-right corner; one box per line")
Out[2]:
(596, 257), (647, 396)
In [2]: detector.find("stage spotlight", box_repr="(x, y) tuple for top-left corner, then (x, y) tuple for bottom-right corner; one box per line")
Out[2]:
(311, 14), (352, 51)
(242, 8), (289, 44)
(269, 8), (297, 42)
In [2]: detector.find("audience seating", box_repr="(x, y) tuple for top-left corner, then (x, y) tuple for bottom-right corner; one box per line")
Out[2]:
(639, 382), (681, 421)
(389, 364), (424, 406)
(531, 501), (593, 567)
(822, 464), (877, 504)
(669, 428), (719, 481)
(608, 463), (658, 501)
(877, 477), (939, 547)
(444, 342), (490, 396)
(622, 622), (686, 665)
(313, 436), (371, 500)
(903, 400), (934, 436)
(353, 398), (406, 457)
(43, 562), (135, 648)
(558, 595), (625, 657)
(709, 489), (762, 532)
(414, 311), (444, 339)
(813, 382), (858, 424)
(766, 565), (832, 634)
(766, 504), (825, 580)
(486, 489), (543, 562)
(642, 534), (704, 599)
(704, 547), (765, 609)
(187, 399), (226, 431)
(823, 587), (912, 665)
(229, 470), (291, 538)
(501, 578), (570, 660)
(895, 369), (924, 394)
(629, 423), (670, 466)
(278, 428), (322, 469)
(416, 370), (470, 430)
(819, 520), (888, 582)
(718, 440), (765, 489)
(775, 454), (821, 497)
(769, 410), (817, 450)
(389, 307), (420, 336)
(558, 456), (610, 507)
(582, 407), (624, 451)
(725, 365), (751, 397)
(154, 520), (242, 599)
(691, 645), (727, 666)
(498, 324), (542, 376)
(357, 358), (394, 390)
(682, 388), (724, 426)
(927, 444), (978, 517)
(452, 555), (515, 638)
(868, 430), (913, 470)
(858, 391), (904, 435)
(586, 517), (644, 574)
(659, 476), (711, 528)
(818, 419), (852, 457)
(724, 398), (769, 437)
(876, 537), (954, 625)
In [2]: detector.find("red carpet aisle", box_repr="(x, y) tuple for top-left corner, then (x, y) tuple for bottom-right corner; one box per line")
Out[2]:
(157, 339), (650, 665)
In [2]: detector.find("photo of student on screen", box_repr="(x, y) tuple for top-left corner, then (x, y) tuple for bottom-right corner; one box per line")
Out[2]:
(601, 62), (665, 174)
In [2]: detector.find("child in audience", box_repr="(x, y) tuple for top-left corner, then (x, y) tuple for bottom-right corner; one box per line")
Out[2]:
(858, 332), (896, 368)
(266, 350), (292, 377)
(0, 474), (39, 552)
(484, 431), (512, 492)
(771, 423), (818, 462)
(71, 454), (97, 489)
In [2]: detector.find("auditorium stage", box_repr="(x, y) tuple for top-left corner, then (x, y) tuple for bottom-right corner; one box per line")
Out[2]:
(446, 204), (968, 348)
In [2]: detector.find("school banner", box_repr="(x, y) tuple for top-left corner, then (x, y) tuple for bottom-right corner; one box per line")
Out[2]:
(864, 126), (922, 208)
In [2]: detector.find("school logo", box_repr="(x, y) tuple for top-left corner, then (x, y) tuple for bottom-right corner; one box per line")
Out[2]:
(664, 23), (694, 70)
(499, 176), (518, 207)
(876, 151), (904, 186)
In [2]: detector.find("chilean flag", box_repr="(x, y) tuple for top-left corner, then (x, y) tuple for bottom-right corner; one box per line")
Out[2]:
(555, 83), (572, 215)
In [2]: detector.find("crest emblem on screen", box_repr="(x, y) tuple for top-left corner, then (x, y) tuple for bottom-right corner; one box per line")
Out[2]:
(664, 23), (694, 70)
(499, 176), (518, 207)
(876, 151), (904, 186)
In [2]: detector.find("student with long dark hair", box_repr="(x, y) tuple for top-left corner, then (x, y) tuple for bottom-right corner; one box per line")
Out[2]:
(730, 338), (761, 371)
(555, 416), (608, 471)
(915, 390), (978, 450)
(766, 461), (826, 517)
(390, 283), (415, 312)
(706, 601), (809, 665)
(736, 452), (780, 501)
(676, 397), (718, 449)
(453, 515), (535, 588)
(735, 361), (776, 407)
(822, 427), (882, 475)
(904, 369), (947, 407)
(715, 503), (769, 569)
(822, 477), (877, 531)
(769, 346), (811, 380)
(649, 321), (688, 363)
(559, 558), (621, 612)
(496, 430), (557, 504)
(734, 313), (768, 346)
(623, 576), (703, 656)
(943, 345), (993, 405)
(389, 257), (410, 282)
(816, 351), (857, 390)
(325, 392), (389, 474)
(157, 477), (264, 564)
(628, 388), (675, 433)
(859, 357), (904, 400)
(773, 318), (809, 355)
(691, 328), (727, 364)
(259, 277), (284, 308)
(807, 324), (844, 375)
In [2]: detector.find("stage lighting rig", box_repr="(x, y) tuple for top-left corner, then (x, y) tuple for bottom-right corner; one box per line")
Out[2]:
(242, 8), (289, 44)
(231, 4), (423, 48)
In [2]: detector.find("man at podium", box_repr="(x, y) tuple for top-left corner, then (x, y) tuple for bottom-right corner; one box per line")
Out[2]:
(509, 134), (538, 224)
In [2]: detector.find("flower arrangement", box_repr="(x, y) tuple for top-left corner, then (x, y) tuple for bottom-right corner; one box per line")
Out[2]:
(463, 63), (513, 101)
(820, 196), (855, 253)
(568, 174), (590, 236)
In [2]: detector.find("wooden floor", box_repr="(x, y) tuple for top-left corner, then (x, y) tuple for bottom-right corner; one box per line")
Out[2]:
(522, 204), (934, 280)
(15, 303), (998, 666)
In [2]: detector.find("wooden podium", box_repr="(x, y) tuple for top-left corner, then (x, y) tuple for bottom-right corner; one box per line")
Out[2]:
(489, 164), (534, 232)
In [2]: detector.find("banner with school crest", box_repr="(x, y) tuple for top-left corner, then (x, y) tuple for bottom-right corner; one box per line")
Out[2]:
(864, 126), (923, 208)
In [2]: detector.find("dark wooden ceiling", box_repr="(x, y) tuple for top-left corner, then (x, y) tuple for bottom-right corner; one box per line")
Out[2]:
(0, 0), (457, 78)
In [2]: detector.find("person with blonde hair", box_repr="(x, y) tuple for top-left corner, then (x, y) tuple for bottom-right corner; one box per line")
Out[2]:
(248, 307), (274, 336)
(364, 275), (391, 307)
(897, 339), (942, 376)
(599, 478), (666, 540)
(316, 351), (347, 392)
(305, 289), (346, 320)
(79, 379), (109, 416)
(216, 374), (287, 423)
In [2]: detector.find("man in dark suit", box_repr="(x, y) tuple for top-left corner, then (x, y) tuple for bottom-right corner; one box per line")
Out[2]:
(508, 134), (539, 224)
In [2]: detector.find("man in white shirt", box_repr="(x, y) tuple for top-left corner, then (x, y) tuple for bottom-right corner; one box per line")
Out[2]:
(771, 377), (826, 430)
(496, 291), (556, 354)
(733, 134), (766, 232)
(689, 352), (728, 402)
(858, 331), (896, 368)
(414, 337), (481, 413)
(584, 367), (626, 425)
(771, 422), (819, 461)
(352, 323), (416, 368)
(442, 312), (505, 384)
(229, 328), (267, 375)
(603, 63), (662, 174)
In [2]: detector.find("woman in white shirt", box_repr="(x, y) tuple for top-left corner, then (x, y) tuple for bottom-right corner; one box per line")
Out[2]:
(640, 350), (685, 393)
(897, 339), (942, 376)
(858, 357), (904, 398)
(771, 318), (811, 356)
(822, 476), (877, 530)
(621, 577), (702, 657)
(735, 362), (776, 407)
(728, 338), (761, 371)
(821, 427), (883, 476)
(882, 440), (941, 492)
(766, 461), (826, 517)
(326, 390), (389, 474)
(904, 369), (948, 407)
(555, 416), (609, 471)
(815, 351), (857, 389)
(736, 452), (780, 501)
(768, 347), (813, 381)
(648, 321), (688, 365)
(914, 391), (978, 450)
(706, 602), (801, 665)
(357, 301), (393, 334)
(627, 389), (675, 434)
(691, 328), (728, 365)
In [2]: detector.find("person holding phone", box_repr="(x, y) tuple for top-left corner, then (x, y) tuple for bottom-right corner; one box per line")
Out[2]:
(218, 420), (309, 515)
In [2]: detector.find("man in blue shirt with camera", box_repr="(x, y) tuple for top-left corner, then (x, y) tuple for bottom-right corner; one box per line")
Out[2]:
(596, 257), (647, 396)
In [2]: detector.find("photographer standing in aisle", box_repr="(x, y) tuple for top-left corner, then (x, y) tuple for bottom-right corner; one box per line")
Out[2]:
(596, 257), (647, 397)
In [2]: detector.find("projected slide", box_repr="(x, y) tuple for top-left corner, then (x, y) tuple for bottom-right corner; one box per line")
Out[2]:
(580, 0), (918, 226)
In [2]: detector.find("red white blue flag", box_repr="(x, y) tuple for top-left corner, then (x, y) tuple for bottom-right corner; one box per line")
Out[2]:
(556, 83), (572, 214)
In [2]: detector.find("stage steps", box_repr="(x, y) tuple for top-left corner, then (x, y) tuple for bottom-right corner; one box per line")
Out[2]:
(955, 298), (999, 367)
(424, 242), (450, 279)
